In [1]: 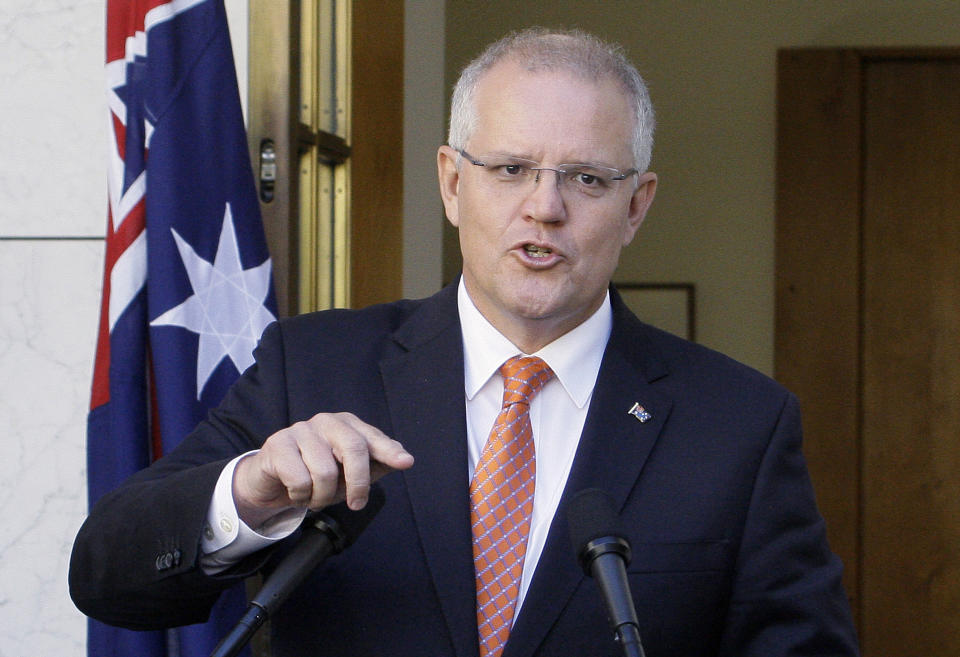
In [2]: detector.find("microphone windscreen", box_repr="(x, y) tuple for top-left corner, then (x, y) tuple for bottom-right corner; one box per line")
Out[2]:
(313, 484), (387, 551)
(567, 487), (622, 556)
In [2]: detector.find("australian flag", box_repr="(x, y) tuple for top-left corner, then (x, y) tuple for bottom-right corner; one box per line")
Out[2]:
(88, 0), (275, 655)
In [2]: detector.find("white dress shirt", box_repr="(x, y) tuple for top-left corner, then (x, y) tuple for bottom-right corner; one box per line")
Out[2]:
(201, 279), (612, 601)
(458, 280), (610, 612)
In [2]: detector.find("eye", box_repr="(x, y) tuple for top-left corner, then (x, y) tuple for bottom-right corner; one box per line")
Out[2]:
(573, 171), (601, 187)
(567, 168), (610, 190)
(490, 162), (530, 179)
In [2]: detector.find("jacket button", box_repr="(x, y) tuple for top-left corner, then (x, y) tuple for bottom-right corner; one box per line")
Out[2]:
(156, 552), (174, 571)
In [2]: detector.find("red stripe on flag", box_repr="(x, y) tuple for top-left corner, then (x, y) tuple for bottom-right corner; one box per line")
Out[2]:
(111, 112), (127, 162)
(106, 0), (176, 64)
(89, 225), (115, 409)
(89, 198), (147, 410)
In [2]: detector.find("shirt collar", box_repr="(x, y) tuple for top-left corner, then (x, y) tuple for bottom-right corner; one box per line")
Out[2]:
(458, 279), (611, 408)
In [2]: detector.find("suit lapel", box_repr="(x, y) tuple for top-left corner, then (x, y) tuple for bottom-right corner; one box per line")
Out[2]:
(378, 285), (676, 657)
(504, 292), (674, 657)
(379, 284), (480, 657)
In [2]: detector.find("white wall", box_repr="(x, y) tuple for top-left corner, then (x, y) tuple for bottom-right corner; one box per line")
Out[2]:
(0, 0), (104, 654)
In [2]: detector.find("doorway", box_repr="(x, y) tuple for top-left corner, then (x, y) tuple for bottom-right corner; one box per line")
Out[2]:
(776, 48), (960, 655)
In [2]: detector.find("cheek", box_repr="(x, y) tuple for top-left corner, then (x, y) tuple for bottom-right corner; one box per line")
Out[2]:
(456, 214), (504, 273)
(457, 195), (515, 245)
(579, 222), (629, 265)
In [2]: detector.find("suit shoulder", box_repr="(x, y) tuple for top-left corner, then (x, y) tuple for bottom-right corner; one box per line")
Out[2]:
(623, 318), (793, 408)
(269, 297), (424, 347)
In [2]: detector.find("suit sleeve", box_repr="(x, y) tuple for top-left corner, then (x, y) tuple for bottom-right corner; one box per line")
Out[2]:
(69, 322), (293, 630)
(718, 393), (860, 656)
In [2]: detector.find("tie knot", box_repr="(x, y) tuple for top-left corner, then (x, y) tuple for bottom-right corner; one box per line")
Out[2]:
(500, 356), (554, 406)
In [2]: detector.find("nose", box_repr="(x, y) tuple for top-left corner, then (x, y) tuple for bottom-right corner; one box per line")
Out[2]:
(521, 168), (567, 223)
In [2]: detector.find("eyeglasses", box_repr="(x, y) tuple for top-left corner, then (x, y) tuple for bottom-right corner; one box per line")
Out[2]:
(457, 148), (638, 200)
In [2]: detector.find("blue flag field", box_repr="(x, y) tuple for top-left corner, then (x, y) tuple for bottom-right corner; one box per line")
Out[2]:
(89, 0), (275, 654)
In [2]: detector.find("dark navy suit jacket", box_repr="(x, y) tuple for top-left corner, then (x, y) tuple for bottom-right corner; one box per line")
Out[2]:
(70, 281), (859, 656)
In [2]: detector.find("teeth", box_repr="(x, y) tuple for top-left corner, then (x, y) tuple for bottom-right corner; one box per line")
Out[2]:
(524, 244), (552, 257)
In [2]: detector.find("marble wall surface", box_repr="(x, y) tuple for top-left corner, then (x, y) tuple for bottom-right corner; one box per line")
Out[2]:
(1, 1), (105, 654)
(0, 242), (101, 656)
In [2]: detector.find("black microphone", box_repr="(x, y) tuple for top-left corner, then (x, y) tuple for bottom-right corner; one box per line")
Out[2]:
(567, 488), (646, 657)
(211, 485), (386, 657)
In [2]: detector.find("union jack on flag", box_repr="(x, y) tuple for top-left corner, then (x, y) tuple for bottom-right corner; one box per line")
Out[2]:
(87, 0), (274, 654)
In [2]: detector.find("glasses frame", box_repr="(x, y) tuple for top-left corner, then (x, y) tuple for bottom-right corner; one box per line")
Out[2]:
(456, 148), (639, 198)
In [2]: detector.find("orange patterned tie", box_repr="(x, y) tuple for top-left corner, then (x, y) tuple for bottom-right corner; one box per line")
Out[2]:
(470, 355), (554, 657)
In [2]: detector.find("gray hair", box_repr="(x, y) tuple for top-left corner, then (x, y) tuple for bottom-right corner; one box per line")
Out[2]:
(447, 27), (655, 172)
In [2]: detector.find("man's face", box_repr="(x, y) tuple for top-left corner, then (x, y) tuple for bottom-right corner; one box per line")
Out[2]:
(438, 60), (657, 351)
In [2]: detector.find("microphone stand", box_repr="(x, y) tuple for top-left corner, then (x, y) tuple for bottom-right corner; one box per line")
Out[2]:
(567, 487), (647, 657)
(211, 487), (385, 657)
(582, 537), (646, 657)
(210, 513), (345, 657)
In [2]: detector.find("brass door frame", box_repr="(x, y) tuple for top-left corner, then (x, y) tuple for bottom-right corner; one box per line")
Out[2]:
(247, 0), (404, 318)
(248, 0), (299, 317)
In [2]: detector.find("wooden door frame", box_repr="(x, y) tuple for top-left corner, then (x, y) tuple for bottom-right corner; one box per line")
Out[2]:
(247, 0), (404, 318)
(775, 48), (864, 620)
(775, 46), (960, 634)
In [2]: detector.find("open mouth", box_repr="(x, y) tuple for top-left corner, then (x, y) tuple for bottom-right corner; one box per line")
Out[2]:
(524, 244), (553, 258)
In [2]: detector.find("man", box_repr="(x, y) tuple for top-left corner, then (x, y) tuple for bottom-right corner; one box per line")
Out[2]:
(71, 28), (860, 657)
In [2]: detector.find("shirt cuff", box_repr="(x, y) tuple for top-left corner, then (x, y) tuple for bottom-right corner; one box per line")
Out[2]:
(200, 451), (307, 574)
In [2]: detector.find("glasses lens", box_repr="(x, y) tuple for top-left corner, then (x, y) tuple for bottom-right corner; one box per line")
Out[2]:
(560, 166), (618, 197)
(482, 157), (536, 181)
(466, 152), (628, 200)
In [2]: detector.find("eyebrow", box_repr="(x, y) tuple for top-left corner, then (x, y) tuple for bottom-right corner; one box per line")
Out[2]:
(481, 151), (537, 162)
(482, 151), (619, 169)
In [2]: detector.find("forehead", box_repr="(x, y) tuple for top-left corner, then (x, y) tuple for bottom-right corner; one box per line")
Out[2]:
(470, 60), (634, 163)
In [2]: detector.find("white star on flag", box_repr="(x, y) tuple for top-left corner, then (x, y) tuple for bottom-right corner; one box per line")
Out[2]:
(151, 202), (275, 398)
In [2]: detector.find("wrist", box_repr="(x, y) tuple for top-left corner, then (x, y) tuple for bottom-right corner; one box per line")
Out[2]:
(232, 452), (299, 529)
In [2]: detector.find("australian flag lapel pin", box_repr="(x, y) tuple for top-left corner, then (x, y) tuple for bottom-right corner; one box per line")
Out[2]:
(628, 402), (653, 423)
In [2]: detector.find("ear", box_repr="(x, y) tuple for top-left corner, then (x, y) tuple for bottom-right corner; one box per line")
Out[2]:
(437, 145), (462, 228)
(622, 171), (658, 245)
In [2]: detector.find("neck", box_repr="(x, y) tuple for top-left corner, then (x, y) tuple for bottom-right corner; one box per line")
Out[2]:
(499, 319), (571, 354)
(460, 281), (606, 355)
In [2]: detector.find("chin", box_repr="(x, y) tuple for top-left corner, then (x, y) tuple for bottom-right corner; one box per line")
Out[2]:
(510, 295), (574, 324)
